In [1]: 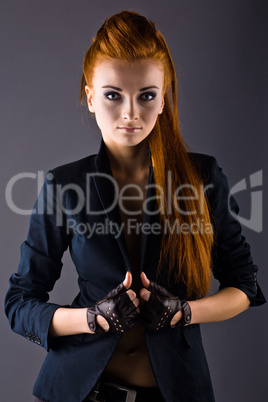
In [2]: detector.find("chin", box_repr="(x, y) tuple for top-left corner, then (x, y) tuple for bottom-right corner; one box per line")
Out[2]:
(120, 133), (151, 146)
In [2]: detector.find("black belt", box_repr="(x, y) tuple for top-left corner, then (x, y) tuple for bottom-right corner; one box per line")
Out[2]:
(85, 381), (165, 402)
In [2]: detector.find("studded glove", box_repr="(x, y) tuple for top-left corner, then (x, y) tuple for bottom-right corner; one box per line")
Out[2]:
(139, 281), (191, 331)
(87, 282), (139, 334)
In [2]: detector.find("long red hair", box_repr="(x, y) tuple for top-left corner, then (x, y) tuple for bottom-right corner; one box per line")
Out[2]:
(80, 11), (214, 298)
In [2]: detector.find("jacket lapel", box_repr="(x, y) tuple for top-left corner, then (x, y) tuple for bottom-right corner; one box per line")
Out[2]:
(93, 139), (131, 270)
(93, 139), (156, 274)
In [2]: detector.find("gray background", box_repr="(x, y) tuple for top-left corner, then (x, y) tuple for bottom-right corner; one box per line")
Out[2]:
(1, 1), (267, 401)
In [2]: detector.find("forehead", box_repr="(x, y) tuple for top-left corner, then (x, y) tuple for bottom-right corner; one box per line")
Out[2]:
(92, 58), (164, 89)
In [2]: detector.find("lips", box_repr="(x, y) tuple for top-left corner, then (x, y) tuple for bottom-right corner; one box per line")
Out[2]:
(118, 127), (142, 133)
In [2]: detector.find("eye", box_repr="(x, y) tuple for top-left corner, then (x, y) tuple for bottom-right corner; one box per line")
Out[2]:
(104, 91), (121, 101)
(139, 92), (156, 101)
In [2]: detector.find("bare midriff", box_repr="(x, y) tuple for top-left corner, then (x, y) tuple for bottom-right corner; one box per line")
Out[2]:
(102, 323), (157, 387)
(102, 166), (158, 387)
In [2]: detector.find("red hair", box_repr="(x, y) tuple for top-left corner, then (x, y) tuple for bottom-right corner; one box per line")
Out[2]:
(80, 11), (214, 298)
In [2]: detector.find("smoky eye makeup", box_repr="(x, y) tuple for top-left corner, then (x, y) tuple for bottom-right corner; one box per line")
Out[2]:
(139, 91), (157, 101)
(104, 91), (121, 100)
(103, 88), (158, 101)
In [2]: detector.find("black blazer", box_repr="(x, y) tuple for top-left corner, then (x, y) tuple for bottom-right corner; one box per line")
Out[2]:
(5, 139), (266, 402)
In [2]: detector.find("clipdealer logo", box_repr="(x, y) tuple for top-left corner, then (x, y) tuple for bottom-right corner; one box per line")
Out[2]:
(5, 169), (263, 233)
(228, 170), (263, 233)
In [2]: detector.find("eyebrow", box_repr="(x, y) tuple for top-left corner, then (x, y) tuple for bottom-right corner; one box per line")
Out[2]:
(101, 85), (159, 92)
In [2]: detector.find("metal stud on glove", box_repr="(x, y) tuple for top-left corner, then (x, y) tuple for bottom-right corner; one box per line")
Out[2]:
(87, 282), (139, 334)
(139, 281), (191, 331)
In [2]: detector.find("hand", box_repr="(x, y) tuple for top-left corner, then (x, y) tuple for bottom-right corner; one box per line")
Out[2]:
(139, 272), (184, 330)
(87, 272), (140, 334)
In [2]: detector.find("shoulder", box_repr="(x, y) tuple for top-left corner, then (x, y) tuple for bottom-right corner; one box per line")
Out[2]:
(187, 152), (231, 207)
(188, 151), (216, 166)
(47, 153), (98, 185)
(187, 151), (219, 184)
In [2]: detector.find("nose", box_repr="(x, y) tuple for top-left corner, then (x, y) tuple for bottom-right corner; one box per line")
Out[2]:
(122, 99), (139, 121)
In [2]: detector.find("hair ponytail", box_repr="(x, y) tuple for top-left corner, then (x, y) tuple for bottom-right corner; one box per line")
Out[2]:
(80, 10), (214, 298)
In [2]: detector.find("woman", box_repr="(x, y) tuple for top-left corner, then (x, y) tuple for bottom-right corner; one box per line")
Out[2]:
(5, 10), (266, 402)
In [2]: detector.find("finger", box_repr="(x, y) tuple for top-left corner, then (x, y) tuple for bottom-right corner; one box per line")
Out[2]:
(140, 272), (150, 288)
(126, 289), (137, 301)
(139, 287), (151, 302)
(96, 315), (110, 332)
(123, 271), (132, 290)
(121, 295), (140, 316)
(170, 310), (183, 327)
(131, 297), (140, 309)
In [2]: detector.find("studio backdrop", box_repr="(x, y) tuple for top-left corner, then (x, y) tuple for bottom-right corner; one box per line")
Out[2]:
(1, 1), (267, 401)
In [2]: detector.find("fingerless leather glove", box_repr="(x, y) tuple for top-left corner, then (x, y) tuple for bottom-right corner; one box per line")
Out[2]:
(139, 281), (191, 331)
(87, 282), (139, 334)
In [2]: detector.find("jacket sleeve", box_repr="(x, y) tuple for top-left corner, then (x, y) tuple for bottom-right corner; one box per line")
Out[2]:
(4, 170), (71, 351)
(206, 156), (266, 306)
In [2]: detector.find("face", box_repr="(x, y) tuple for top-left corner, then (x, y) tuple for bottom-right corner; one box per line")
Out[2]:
(85, 58), (165, 151)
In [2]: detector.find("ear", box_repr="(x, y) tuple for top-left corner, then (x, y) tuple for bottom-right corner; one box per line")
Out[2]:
(85, 85), (95, 113)
(159, 96), (165, 114)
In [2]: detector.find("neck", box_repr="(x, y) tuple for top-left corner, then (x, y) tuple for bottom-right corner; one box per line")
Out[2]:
(104, 140), (151, 179)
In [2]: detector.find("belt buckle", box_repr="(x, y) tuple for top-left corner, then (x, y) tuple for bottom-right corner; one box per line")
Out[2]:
(106, 382), (137, 402)
(90, 382), (137, 402)
(88, 387), (99, 402)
